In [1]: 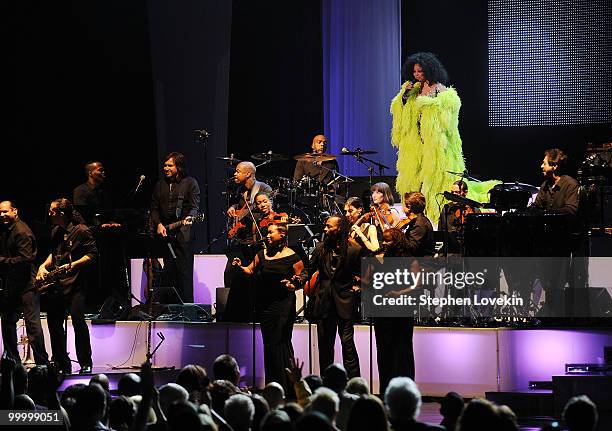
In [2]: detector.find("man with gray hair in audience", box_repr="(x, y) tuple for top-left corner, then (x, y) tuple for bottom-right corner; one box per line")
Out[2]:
(310, 387), (340, 430)
(384, 377), (444, 431)
(225, 393), (255, 431)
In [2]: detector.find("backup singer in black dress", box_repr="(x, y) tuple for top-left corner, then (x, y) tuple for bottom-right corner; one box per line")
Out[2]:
(232, 224), (306, 392)
(373, 228), (415, 396)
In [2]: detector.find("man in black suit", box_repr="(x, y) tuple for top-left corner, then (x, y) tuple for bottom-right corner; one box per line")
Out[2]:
(309, 215), (361, 378)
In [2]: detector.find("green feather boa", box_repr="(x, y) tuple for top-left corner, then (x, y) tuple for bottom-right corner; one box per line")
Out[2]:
(391, 82), (500, 224)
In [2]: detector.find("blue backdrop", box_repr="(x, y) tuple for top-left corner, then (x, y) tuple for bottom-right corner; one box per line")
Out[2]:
(322, 0), (402, 177)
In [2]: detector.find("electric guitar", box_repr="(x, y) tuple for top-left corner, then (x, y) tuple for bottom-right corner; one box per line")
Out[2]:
(164, 213), (205, 233)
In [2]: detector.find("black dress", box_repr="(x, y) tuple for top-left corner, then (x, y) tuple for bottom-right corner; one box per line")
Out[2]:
(255, 249), (304, 391)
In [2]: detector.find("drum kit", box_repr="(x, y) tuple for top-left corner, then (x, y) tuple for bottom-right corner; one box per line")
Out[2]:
(216, 148), (379, 224)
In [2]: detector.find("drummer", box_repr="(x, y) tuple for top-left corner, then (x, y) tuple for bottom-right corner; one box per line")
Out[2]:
(293, 134), (339, 184)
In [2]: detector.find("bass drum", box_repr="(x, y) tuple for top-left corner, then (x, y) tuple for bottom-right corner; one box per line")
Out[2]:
(268, 176), (295, 205)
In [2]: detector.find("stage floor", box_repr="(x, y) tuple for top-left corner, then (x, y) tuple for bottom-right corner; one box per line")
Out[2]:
(5, 319), (612, 397)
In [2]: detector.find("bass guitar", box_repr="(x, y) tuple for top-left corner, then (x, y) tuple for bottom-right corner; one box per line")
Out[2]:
(164, 213), (205, 234)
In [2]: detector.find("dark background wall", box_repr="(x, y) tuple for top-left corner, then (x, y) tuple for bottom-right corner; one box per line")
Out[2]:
(401, 0), (612, 186)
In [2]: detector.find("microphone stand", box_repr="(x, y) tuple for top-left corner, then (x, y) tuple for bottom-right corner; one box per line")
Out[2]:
(195, 130), (211, 246)
(345, 149), (390, 186)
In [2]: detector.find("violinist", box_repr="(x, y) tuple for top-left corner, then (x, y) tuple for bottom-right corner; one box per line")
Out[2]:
(438, 180), (472, 255)
(402, 192), (435, 257)
(370, 182), (402, 231)
(344, 197), (380, 254)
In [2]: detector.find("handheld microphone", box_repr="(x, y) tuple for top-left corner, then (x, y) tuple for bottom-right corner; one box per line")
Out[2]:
(135, 175), (145, 193)
(341, 147), (349, 153)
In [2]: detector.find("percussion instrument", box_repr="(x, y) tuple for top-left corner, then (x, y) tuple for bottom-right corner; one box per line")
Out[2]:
(251, 152), (289, 162)
(295, 175), (322, 205)
(293, 152), (337, 163)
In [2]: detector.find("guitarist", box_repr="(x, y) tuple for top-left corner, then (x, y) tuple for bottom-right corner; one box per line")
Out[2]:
(150, 152), (200, 303)
(0, 200), (49, 365)
(223, 161), (271, 322)
(37, 198), (97, 374)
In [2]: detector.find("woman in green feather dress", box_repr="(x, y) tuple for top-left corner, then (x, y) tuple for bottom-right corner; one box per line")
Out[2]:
(390, 52), (499, 224)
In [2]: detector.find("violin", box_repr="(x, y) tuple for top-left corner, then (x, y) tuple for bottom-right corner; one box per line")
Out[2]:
(395, 212), (417, 231)
(370, 203), (395, 230)
(259, 212), (301, 228)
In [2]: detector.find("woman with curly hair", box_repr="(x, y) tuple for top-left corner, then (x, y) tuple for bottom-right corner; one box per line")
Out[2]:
(390, 52), (499, 224)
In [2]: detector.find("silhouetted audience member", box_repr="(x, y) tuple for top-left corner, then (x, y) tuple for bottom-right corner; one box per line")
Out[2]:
(72, 383), (109, 430)
(209, 380), (239, 418)
(176, 364), (211, 406)
(251, 393), (271, 431)
(279, 402), (304, 424)
(224, 393), (255, 431)
(439, 391), (464, 431)
(322, 364), (358, 431)
(12, 363), (28, 396)
(296, 411), (334, 431)
(345, 377), (370, 396)
(260, 409), (293, 431)
(310, 387), (340, 429)
(117, 373), (142, 397)
(13, 393), (35, 410)
(91, 374), (110, 392)
(305, 374), (324, 392)
(109, 396), (135, 431)
(27, 365), (49, 407)
(213, 354), (241, 386)
(159, 383), (190, 418)
(384, 377), (444, 431)
(262, 382), (286, 410)
(457, 398), (500, 431)
(60, 383), (88, 419)
(166, 400), (217, 431)
(563, 395), (598, 431)
(346, 395), (389, 431)
(497, 404), (519, 431)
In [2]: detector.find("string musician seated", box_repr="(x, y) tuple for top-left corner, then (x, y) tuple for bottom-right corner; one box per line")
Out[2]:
(344, 197), (380, 255)
(369, 182), (402, 232)
(438, 180), (474, 255)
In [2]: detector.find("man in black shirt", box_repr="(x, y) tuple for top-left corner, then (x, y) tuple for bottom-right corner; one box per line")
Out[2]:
(0, 201), (49, 365)
(223, 161), (271, 322)
(150, 152), (200, 303)
(73, 161), (111, 226)
(309, 215), (361, 378)
(438, 180), (470, 255)
(293, 134), (339, 184)
(532, 149), (580, 216)
(37, 198), (98, 374)
(403, 192), (435, 257)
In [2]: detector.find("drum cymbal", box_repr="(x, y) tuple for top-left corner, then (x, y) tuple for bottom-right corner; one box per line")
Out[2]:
(294, 152), (336, 162)
(251, 152), (289, 161)
(216, 155), (240, 164)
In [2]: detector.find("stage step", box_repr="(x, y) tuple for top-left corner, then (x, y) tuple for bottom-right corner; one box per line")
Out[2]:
(59, 367), (179, 393)
(485, 389), (554, 418)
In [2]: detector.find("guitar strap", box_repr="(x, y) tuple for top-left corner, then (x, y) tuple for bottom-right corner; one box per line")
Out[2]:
(175, 181), (185, 219)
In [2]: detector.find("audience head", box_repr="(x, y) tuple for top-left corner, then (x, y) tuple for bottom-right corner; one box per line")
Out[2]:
(563, 395), (598, 431)
(118, 372), (142, 397)
(250, 393), (271, 431)
(279, 402), (304, 424)
(346, 395), (388, 431)
(213, 354), (240, 386)
(440, 391), (464, 427)
(224, 393), (255, 431)
(73, 382), (107, 426)
(159, 383), (189, 416)
(13, 394), (36, 410)
(310, 387), (339, 424)
(346, 377), (370, 396)
(304, 374), (323, 393)
(176, 364), (210, 404)
(458, 398), (500, 431)
(384, 377), (422, 424)
(497, 404), (519, 431)
(322, 363), (348, 393)
(296, 411), (334, 431)
(27, 365), (48, 405)
(166, 400), (216, 431)
(109, 396), (136, 431)
(209, 379), (239, 416)
(262, 382), (285, 410)
(90, 373), (110, 392)
(260, 409), (292, 431)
